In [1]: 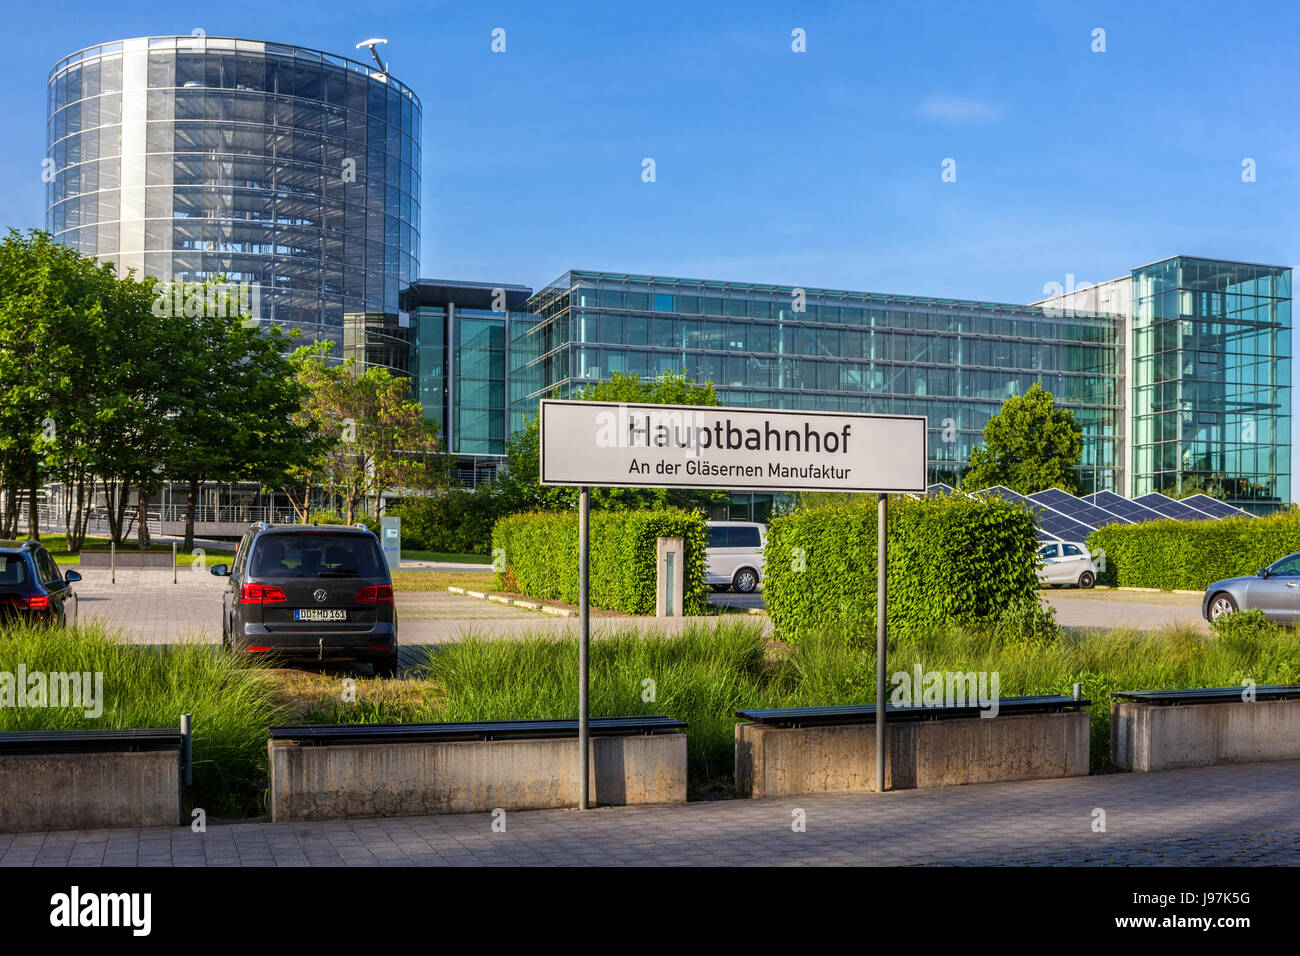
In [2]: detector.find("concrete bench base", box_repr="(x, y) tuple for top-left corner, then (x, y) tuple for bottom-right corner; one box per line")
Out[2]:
(1113, 698), (1300, 771)
(268, 733), (687, 822)
(0, 751), (180, 832)
(736, 711), (1089, 797)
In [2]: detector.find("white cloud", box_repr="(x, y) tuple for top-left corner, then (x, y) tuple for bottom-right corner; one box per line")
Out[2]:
(918, 95), (1003, 125)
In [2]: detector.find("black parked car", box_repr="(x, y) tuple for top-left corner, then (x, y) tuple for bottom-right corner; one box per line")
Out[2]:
(0, 540), (81, 627)
(211, 523), (398, 677)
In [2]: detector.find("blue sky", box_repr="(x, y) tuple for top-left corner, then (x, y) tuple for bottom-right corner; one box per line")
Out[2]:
(4, 0), (1296, 298)
(3, 0), (1298, 467)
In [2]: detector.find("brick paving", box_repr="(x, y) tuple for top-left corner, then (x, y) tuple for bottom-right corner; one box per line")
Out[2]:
(3, 759), (1296, 867)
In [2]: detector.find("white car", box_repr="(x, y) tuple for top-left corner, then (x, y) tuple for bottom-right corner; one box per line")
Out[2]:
(1036, 541), (1097, 588)
(705, 521), (766, 593)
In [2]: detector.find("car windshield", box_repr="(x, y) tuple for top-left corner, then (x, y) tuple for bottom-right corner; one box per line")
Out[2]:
(249, 534), (385, 578)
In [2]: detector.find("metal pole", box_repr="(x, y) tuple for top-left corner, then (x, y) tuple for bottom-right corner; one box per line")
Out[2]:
(876, 493), (887, 793)
(110, 541), (116, 586)
(578, 486), (590, 810)
(180, 713), (192, 786)
(172, 540), (177, 584)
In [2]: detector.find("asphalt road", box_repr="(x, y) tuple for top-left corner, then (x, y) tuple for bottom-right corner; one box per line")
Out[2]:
(708, 586), (1210, 632)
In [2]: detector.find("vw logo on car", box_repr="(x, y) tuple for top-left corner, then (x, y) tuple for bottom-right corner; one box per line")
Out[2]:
(313, 588), (328, 603)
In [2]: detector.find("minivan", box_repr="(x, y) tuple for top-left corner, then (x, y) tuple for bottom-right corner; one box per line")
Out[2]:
(705, 521), (766, 593)
(212, 523), (398, 676)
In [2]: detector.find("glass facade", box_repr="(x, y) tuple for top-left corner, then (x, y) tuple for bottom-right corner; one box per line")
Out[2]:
(46, 36), (421, 368)
(408, 282), (532, 470)
(510, 271), (1125, 492)
(1131, 256), (1291, 512)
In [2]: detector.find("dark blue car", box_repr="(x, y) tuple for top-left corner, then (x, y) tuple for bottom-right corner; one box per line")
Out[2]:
(0, 540), (81, 627)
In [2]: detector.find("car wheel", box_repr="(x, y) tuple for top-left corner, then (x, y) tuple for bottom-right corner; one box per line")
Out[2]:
(733, 568), (759, 594)
(1209, 592), (1238, 621)
(1077, 571), (1095, 589)
(373, 651), (399, 679)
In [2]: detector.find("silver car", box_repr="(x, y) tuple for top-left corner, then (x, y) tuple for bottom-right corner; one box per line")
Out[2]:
(1202, 552), (1300, 623)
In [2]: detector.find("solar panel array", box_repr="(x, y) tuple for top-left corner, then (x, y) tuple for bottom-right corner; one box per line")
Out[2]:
(949, 485), (1253, 543)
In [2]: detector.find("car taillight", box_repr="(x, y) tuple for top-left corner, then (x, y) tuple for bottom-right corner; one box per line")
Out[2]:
(245, 645), (273, 653)
(354, 585), (394, 604)
(240, 583), (287, 604)
(14, 594), (50, 610)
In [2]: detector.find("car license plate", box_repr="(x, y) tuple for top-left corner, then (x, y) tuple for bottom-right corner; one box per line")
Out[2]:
(295, 609), (347, 622)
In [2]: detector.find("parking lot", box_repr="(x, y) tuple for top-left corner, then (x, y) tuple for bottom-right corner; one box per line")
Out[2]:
(706, 586), (1210, 633)
(74, 567), (1211, 646)
(72, 567), (763, 646)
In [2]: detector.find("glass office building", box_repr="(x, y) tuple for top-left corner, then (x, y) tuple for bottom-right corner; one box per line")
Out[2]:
(46, 36), (421, 370)
(509, 270), (1125, 515)
(1130, 257), (1291, 510)
(408, 281), (533, 484)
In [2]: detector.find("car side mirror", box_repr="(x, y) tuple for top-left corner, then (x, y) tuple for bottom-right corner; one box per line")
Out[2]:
(210, 564), (231, 577)
(1257, 568), (1269, 578)
(64, 570), (81, 583)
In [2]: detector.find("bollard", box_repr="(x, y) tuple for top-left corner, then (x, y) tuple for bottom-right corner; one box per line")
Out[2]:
(1072, 682), (1082, 701)
(180, 714), (192, 786)
(172, 541), (177, 584)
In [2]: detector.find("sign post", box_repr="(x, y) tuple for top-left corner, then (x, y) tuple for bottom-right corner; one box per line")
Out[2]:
(877, 493), (887, 792)
(578, 486), (590, 810)
(539, 400), (927, 805)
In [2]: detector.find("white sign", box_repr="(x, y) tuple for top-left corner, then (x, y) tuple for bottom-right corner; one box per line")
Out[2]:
(539, 400), (927, 493)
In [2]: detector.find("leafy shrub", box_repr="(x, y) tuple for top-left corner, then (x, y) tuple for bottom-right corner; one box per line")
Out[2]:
(1210, 607), (1281, 643)
(1089, 508), (1300, 590)
(492, 508), (709, 614)
(763, 494), (1040, 645)
(386, 486), (505, 555)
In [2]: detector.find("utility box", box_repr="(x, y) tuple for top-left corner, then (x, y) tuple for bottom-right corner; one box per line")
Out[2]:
(656, 536), (685, 617)
(380, 516), (401, 571)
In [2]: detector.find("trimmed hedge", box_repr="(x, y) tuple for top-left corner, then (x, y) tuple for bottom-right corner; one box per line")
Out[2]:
(764, 494), (1040, 643)
(493, 508), (710, 615)
(1088, 508), (1300, 590)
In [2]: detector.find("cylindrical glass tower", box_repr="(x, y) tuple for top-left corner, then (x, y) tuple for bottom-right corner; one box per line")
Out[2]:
(45, 36), (421, 368)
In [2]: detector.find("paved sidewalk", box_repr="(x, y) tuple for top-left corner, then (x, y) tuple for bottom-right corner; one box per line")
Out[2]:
(4, 760), (1297, 866)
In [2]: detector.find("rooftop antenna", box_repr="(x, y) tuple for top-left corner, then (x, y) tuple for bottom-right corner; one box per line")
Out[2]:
(356, 38), (389, 74)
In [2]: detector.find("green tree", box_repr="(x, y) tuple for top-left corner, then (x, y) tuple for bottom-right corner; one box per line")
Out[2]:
(282, 345), (441, 524)
(0, 229), (157, 545)
(495, 370), (727, 512)
(962, 382), (1083, 495)
(164, 294), (315, 550)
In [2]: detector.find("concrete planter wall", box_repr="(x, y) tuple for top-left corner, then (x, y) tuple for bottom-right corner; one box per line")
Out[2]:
(736, 711), (1090, 797)
(1112, 698), (1300, 771)
(0, 750), (181, 832)
(268, 733), (688, 822)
